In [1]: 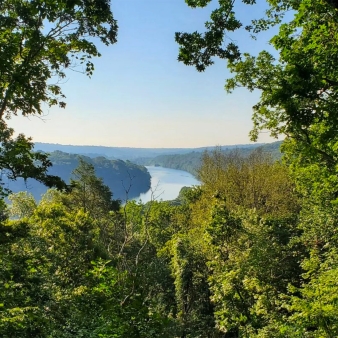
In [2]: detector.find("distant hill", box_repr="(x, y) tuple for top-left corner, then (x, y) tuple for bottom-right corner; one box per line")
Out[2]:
(134, 141), (282, 176)
(4, 151), (151, 201)
(33, 142), (266, 160)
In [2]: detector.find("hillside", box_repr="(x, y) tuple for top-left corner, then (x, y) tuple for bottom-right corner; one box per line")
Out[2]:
(134, 141), (282, 176)
(33, 142), (266, 160)
(4, 151), (151, 201)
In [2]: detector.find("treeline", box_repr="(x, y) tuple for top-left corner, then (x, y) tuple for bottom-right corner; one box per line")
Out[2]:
(3, 151), (151, 201)
(135, 141), (282, 176)
(34, 142), (266, 161)
(2, 148), (337, 337)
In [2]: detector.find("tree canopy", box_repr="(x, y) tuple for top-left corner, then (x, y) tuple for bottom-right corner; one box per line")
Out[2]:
(0, 0), (118, 194)
(0, 0), (117, 118)
(176, 0), (338, 166)
(173, 1), (338, 336)
(3, 0), (338, 336)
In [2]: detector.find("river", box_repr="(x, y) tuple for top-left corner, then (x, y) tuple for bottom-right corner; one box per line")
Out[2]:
(135, 166), (200, 203)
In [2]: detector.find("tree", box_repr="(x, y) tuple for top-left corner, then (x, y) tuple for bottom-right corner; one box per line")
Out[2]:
(0, 201), (126, 337)
(67, 158), (120, 218)
(198, 148), (299, 217)
(205, 197), (303, 337)
(178, 2), (338, 335)
(176, 0), (338, 166)
(0, 121), (67, 196)
(8, 191), (36, 218)
(0, 0), (118, 192)
(1, 191), (172, 337)
(0, 0), (117, 118)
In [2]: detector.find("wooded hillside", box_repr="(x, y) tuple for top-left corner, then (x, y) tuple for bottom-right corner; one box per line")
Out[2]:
(3, 151), (151, 201)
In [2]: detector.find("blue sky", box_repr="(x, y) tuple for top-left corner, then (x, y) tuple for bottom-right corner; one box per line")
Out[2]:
(10, 0), (281, 148)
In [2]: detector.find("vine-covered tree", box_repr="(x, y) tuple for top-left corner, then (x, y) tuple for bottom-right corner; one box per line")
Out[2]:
(177, 1), (338, 336)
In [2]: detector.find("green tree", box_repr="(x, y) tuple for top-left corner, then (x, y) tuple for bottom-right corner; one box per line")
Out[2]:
(0, 195), (170, 337)
(176, 0), (338, 165)
(0, 0), (118, 193)
(0, 203), (125, 337)
(0, 122), (67, 196)
(67, 158), (120, 218)
(0, 0), (117, 118)
(168, 234), (217, 337)
(8, 191), (36, 218)
(198, 148), (299, 217)
(206, 197), (302, 337)
(177, 3), (338, 335)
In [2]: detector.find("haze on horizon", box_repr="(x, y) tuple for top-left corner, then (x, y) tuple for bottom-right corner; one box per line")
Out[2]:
(9, 0), (278, 149)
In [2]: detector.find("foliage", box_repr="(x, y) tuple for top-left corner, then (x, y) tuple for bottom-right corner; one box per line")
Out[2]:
(0, 121), (66, 197)
(4, 151), (151, 201)
(136, 141), (282, 176)
(198, 148), (299, 217)
(207, 199), (301, 337)
(175, 1), (338, 336)
(176, 1), (338, 164)
(0, 0), (117, 194)
(8, 191), (36, 218)
(66, 158), (120, 217)
(0, 0), (117, 119)
(1, 191), (170, 337)
(4, 0), (338, 335)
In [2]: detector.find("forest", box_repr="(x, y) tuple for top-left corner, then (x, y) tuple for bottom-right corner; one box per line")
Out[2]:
(2, 0), (338, 337)
(3, 151), (151, 202)
(135, 142), (282, 176)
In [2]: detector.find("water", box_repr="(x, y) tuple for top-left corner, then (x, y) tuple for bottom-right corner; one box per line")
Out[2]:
(135, 166), (200, 203)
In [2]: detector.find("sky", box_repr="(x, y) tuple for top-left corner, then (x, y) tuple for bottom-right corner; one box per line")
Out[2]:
(9, 0), (281, 148)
